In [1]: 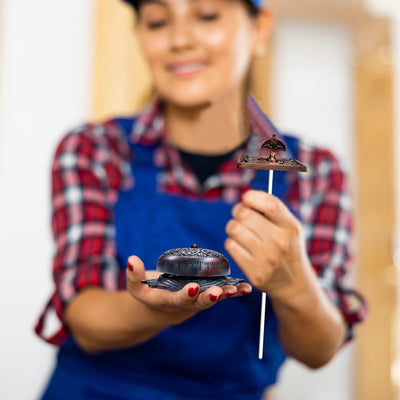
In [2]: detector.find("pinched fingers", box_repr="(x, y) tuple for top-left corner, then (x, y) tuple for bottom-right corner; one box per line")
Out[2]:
(224, 236), (253, 273)
(225, 217), (263, 255)
(231, 203), (271, 240)
(241, 190), (295, 228)
(229, 191), (304, 257)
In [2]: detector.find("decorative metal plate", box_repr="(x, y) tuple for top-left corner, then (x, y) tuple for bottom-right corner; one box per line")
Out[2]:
(141, 274), (245, 291)
(237, 134), (308, 172)
(237, 155), (307, 172)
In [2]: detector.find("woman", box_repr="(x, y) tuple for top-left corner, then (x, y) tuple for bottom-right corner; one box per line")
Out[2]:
(36, 0), (367, 399)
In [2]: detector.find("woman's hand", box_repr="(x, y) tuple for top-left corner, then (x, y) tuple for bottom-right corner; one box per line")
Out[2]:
(126, 256), (252, 326)
(225, 189), (346, 367)
(225, 189), (316, 304)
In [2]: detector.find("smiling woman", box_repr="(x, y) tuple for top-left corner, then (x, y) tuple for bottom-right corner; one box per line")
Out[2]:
(135, 0), (267, 109)
(35, 0), (367, 399)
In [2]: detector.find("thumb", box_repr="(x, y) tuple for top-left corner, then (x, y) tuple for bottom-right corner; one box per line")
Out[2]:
(126, 255), (146, 282)
(126, 255), (149, 300)
(125, 255), (164, 302)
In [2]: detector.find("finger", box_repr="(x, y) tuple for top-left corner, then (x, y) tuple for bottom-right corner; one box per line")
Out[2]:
(232, 203), (283, 248)
(225, 237), (269, 288)
(225, 219), (263, 256)
(146, 283), (223, 313)
(194, 286), (224, 309)
(241, 190), (294, 228)
(170, 283), (201, 308)
(224, 237), (254, 276)
(126, 256), (147, 295)
(232, 203), (263, 241)
(220, 283), (253, 298)
(126, 256), (166, 304)
(236, 282), (252, 295)
(133, 283), (202, 314)
(220, 285), (238, 298)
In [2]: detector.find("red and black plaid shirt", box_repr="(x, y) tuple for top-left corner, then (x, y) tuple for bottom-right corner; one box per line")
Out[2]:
(35, 100), (367, 345)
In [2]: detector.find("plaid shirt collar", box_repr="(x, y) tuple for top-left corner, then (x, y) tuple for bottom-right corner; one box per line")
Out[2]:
(129, 96), (291, 201)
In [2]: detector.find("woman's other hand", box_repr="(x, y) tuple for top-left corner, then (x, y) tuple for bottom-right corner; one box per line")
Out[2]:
(225, 189), (314, 302)
(225, 189), (346, 368)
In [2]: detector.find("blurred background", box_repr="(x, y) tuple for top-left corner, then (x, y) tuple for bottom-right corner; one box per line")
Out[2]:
(0, 0), (399, 399)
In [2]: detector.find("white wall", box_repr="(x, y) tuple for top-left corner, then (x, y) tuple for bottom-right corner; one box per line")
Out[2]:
(270, 20), (356, 400)
(0, 1), (94, 399)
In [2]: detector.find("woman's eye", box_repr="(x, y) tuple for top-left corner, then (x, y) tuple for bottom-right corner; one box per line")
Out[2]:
(146, 20), (167, 29)
(198, 13), (219, 22)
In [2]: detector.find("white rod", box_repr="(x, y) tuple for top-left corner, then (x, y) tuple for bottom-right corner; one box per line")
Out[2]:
(258, 291), (267, 359)
(268, 169), (274, 195)
(259, 169), (274, 360)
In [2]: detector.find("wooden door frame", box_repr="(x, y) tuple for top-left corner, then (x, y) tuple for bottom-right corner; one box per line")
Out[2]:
(352, 16), (397, 400)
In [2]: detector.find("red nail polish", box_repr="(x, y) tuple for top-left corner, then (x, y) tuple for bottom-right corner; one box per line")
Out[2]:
(188, 287), (199, 297)
(127, 262), (133, 272)
(225, 292), (235, 298)
(241, 290), (251, 295)
(210, 294), (222, 302)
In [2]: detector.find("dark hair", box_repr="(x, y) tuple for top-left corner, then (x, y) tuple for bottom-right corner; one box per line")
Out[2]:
(131, 0), (261, 18)
(243, 0), (260, 17)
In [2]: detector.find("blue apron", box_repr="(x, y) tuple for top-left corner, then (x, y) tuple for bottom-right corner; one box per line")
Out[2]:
(40, 121), (300, 400)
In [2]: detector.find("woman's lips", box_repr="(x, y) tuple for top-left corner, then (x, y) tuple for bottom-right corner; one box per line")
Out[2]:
(167, 61), (207, 77)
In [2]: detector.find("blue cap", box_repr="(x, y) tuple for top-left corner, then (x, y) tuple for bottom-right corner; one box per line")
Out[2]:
(123, 0), (263, 10)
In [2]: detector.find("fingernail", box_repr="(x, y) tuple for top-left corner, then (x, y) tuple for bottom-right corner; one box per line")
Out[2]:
(241, 290), (251, 295)
(127, 262), (133, 272)
(209, 294), (222, 302)
(188, 287), (199, 297)
(225, 292), (236, 298)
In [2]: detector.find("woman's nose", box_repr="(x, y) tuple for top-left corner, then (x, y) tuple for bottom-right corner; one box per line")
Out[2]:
(169, 20), (194, 51)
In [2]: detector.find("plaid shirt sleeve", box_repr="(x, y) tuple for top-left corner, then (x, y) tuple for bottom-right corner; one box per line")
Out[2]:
(35, 120), (132, 345)
(295, 142), (368, 339)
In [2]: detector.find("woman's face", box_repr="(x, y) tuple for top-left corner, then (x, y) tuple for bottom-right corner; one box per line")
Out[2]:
(136, 0), (269, 108)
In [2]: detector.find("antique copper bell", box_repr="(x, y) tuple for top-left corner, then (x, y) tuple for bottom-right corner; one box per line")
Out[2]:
(141, 244), (244, 291)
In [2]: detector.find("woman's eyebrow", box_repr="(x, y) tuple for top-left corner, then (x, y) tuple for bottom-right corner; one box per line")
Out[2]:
(140, 0), (168, 8)
(141, 0), (201, 6)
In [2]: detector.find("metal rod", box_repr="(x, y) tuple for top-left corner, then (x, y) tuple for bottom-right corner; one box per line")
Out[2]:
(258, 169), (274, 360)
